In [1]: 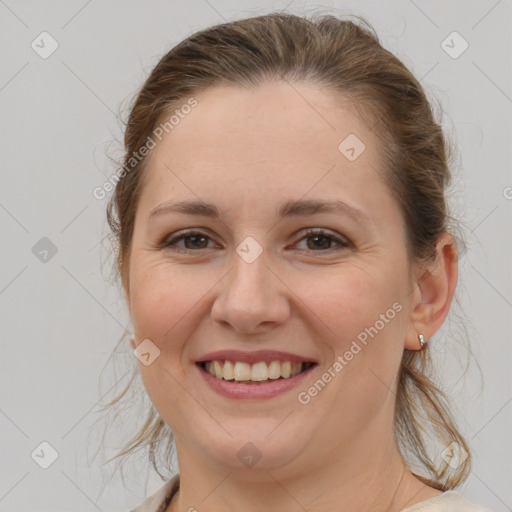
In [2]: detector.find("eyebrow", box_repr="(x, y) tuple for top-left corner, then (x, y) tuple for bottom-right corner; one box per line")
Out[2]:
(148, 198), (372, 224)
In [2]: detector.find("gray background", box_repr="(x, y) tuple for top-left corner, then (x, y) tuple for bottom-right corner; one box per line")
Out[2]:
(1, 0), (511, 510)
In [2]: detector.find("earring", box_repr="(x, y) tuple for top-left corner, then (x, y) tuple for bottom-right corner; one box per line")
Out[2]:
(418, 333), (427, 349)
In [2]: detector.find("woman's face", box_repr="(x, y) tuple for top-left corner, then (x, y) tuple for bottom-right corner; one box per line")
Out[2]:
(127, 81), (422, 475)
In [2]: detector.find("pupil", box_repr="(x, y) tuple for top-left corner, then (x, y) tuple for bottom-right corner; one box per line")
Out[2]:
(309, 235), (330, 250)
(187, 235), (206, 249)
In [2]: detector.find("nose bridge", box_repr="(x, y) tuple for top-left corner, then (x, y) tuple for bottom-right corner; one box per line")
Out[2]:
(227, 241), (273, 307)
(211, 240), (289, 332)
(233, 240), (269, 290)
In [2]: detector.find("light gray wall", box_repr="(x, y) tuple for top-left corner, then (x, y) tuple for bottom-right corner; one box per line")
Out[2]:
(1, 1), (510, 510)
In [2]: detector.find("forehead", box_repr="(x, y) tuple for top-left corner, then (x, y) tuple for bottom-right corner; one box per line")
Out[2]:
(151, 80), (372, 166)
(137, 80), (394, 222)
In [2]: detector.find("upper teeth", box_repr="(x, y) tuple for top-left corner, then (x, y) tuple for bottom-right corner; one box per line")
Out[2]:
(204, 360), (306, 381)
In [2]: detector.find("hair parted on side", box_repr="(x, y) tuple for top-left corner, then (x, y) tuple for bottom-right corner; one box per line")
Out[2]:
(95, 11), (476, 491)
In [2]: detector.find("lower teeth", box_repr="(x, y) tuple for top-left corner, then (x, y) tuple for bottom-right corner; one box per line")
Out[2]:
(218, 374), (298, 384)
(225, 378), (284, 384)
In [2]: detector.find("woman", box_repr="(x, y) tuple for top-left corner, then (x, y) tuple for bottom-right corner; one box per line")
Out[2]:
(103, 12), (492, 512)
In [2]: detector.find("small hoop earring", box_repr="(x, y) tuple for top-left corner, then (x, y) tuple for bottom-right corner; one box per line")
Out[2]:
(418, 333), (427, 349)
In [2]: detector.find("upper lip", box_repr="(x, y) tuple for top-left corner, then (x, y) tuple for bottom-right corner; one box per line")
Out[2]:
(195, 350), (318, 365)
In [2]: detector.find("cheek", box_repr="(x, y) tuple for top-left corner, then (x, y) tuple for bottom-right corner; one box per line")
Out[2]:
(300, 265), (399, 337)
(128, 257), (198, 339)
(302, 264), (406, 390)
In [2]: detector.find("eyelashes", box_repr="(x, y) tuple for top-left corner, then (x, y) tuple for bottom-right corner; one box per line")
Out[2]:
(159, 228), (352, 255)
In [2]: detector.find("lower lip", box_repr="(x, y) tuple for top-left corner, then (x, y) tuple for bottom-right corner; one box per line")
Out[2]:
(195, 363), (317, 400)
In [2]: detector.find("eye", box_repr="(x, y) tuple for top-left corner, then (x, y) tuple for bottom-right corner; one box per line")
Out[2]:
(160, 231), (215, 254)
(294, 228), (351, 252)
(160, 228), (351, 254)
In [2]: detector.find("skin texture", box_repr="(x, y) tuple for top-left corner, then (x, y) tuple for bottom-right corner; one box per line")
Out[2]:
(126, 81), (457, 512)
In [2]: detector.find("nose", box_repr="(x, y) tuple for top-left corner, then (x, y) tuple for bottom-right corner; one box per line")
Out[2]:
(210, 250), (290, 334)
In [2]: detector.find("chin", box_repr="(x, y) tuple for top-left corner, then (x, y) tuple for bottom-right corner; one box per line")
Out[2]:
(196, 426), (311, 474)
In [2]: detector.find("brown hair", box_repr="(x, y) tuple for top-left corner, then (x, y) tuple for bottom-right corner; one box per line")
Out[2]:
(97, 11), (476, 491)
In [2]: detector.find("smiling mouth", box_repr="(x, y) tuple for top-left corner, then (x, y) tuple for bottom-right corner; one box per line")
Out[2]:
(197, 360), (317, 384)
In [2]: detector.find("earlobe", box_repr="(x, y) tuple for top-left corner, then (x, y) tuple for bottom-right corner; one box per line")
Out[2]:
(404, 233), (458, 351)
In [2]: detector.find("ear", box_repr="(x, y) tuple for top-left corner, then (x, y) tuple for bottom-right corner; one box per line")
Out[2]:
(404, 232), (458, 350)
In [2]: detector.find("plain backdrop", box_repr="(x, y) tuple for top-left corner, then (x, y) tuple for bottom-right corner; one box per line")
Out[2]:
(1, 1), (511, 511)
